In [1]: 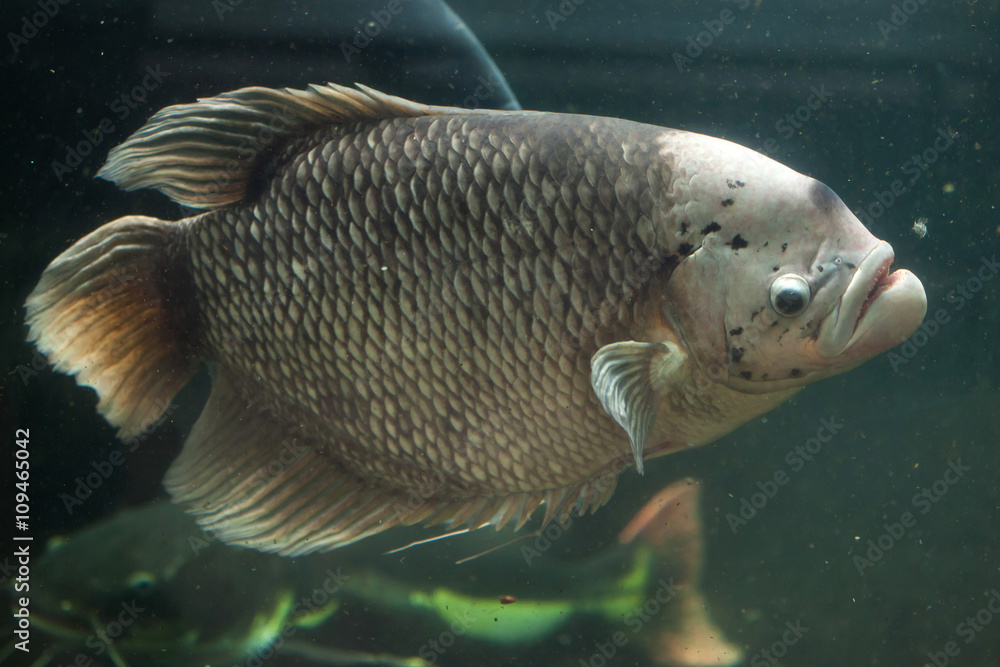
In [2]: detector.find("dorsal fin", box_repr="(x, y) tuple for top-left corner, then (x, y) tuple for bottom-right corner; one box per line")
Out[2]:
(96, 82), (512, 210)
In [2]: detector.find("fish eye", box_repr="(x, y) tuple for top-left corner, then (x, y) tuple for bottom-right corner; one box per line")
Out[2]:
(770, 274), (811, 317)
(127, 571), (157, 595)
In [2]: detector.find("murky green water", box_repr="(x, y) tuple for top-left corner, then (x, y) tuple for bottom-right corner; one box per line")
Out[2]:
(1, 1), (997, 666)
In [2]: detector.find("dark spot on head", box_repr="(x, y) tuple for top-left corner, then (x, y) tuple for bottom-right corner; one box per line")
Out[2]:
(729, 234), (748, 250)
(772, 266), (779, 272)
(721, 198), (734, 207)
(678, 242), (694, 256)
(781, 242), (788, 252)
(771, 320), (779, 327)
(789, 368), (803, 378)
(763, 241), (768, 247)
(845, 262), (856, 269)
(817, 265), (824, 273)
(730, 346), (745, 362)
(680, 222), (689, 234)
(808, 180), (839, 214)
(750, 307), (762, 322)
(726, 179), (746, 189)
(729, 327), (744, 336)
(701, 221), (721, 235)
(739, 370), (753, 380)
(761, 372), (769, 380)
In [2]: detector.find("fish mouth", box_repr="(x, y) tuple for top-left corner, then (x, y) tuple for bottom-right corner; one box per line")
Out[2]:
(817, 241), (927, 360)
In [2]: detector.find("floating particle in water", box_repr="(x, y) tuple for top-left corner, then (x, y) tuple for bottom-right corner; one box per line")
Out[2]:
(499, 594), (517, 604)
(912, 217), (928, 238)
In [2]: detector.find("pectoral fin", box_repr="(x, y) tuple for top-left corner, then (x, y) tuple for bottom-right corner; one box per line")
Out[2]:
(590, 341), (687, 474)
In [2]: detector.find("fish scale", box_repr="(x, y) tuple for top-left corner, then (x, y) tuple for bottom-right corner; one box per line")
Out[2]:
(25, 82), (926, 554)
(195, 113), (652, 492)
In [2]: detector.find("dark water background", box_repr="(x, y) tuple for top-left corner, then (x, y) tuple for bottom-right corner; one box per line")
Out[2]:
(0, 1), (998, 665)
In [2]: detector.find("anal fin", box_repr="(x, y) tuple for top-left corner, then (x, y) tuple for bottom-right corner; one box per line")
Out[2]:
(166, 371), (621, 556)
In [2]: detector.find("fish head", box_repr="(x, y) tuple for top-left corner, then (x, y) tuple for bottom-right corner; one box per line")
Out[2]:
(659, 133), (927, 394)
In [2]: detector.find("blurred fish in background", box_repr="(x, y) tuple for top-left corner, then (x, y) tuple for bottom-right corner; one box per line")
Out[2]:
(1, 480), (741, 666)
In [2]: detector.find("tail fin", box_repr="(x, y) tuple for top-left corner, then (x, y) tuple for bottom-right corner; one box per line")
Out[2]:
(24, 215), (200, 437)
(618, 478), (700, 548)
(618, 479), (745, 666)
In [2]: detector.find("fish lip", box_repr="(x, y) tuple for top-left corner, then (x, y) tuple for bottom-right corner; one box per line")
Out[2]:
(817, 241), (926, 358)
(853, 251), (896, 327)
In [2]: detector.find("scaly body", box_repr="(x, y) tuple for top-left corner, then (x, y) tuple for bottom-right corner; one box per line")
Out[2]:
(26, 84), (926, 554)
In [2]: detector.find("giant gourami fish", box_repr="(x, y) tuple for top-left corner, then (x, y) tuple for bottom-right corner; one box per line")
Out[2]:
(26, 83), (927, 555)
(7, 481), (740, 667)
